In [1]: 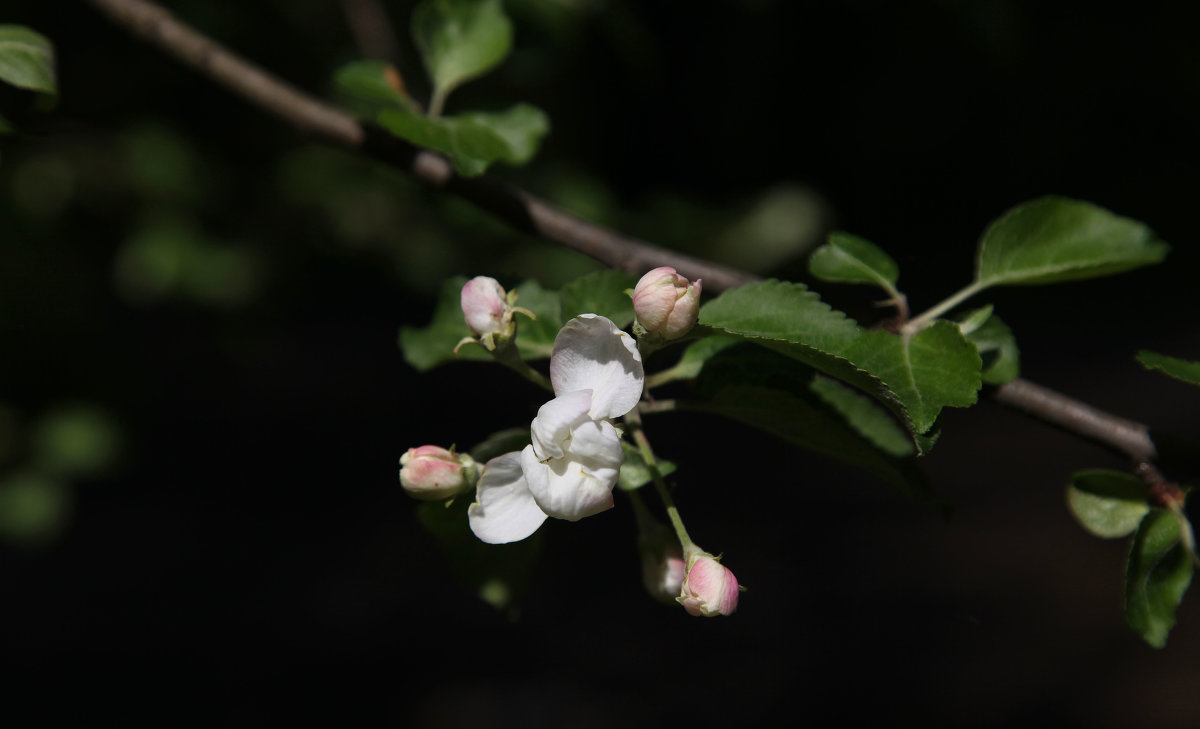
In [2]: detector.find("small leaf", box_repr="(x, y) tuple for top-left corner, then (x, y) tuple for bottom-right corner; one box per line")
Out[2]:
(333, 60), (415, 115)
(457, 104), (550, 166)
(956, 306), (1020, 385)
(377, 107), (509, 176)
(0, 26), (56, 95)
(1067, 469), (1150, 538)
(559, 270), (636, 327)
(1137, 350), (1200, 387)
(976, 196), (1168, 288)
(1125, 509), (1194, 648)
(618, 443), (676, 491)
(808, 231), (900, 292)
(377, 104), (548, 176)
(418, 496), (540, 618)
(412, 0), (512, 102)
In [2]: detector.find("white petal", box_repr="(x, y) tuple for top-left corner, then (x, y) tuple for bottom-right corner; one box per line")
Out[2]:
(522, 423), (621, 521)
(549, 314), (644, 420)
(529, 390), (592, 461)
(566, 419), (624, 472)
(468, 452), (548, 544)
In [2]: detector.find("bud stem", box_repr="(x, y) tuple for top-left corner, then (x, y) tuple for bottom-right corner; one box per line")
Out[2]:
(624, 407), (695, 552)
(493, 343), (554, 392)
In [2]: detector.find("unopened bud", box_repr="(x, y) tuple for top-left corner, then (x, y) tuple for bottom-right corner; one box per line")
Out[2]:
(677, 551), (739, 617)
(399, 445), (477, 501)
(632, 267), (701, 340)
(461, 276), (513, 339)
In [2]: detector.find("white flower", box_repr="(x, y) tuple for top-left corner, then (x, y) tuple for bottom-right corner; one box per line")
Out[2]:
(468, 314), (644, 544)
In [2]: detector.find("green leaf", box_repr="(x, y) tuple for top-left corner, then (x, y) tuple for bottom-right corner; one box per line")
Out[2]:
(507, 278), (562, 359)
(976, 196), (1169, 287)
(687, 344), (937, 502)
(377, 107), (508, 176)
(333, 60), (415, 115)
(1066, 469), (1150, 538)
(412, 0), (512, 102)
(0, 112), (14, 134)
(665, 335), (744, 381)
(841, 322), (981, 437)
(457, 104), (550, 166)
(0, 26), (55, 95)
(377, 104), (548, 176)
(559, 270), (636, 327)
(808, 375), (913, 459)
(418, 496), (540, 618)
(956, 306), (1020, 385)
(808, 231), (900, 292)
(700, 280), (981, 448)
(617, 442), (676, 491)
(1137, 350), (1200, 387)
(1125, 509), (1194, 648)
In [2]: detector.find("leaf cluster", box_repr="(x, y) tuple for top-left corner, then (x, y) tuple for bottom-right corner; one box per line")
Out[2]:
(334, 0), (548, 176)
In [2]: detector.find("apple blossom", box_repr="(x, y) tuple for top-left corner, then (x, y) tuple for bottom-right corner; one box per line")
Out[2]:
(632, 266), (702, 341)
(467, 314), (644, 543)
(399, 445), (477, 501)
(677, 551), (739, 617)
(467, 451), (548, 544)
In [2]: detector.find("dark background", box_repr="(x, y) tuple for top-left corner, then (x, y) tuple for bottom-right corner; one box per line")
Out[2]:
(2, 1), (1198, 726)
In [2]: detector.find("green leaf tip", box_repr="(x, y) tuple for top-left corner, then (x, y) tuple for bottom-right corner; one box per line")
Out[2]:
(1137, 350), (1200, 387)
(0, 25), (56, 96)
(1125, 509), (1194, 648)
(975, 196), (1169, 288)
(1067, 469), (1150, 539)
(377, 103), (549, 176)
(808, 231), (900, 292)
(412, 0), (513, 112)
(955, 307), (1020, 385)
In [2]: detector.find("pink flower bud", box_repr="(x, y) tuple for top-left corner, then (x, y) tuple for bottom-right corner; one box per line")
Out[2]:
(632, 267), (702, 340)
(461, 276), (512, 338)
(399, 445), (476, 501)
(677, 552), (739, 617)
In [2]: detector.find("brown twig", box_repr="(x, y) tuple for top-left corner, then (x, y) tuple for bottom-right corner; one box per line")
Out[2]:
(991, 378), (1156, 462)
(84, 0), (1168, 466)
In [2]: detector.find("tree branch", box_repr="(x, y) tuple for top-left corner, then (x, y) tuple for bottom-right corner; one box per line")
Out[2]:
(83, 0), (757, 292)
(83, 0), (1167, 466)
(991, 379), (1156, 462)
